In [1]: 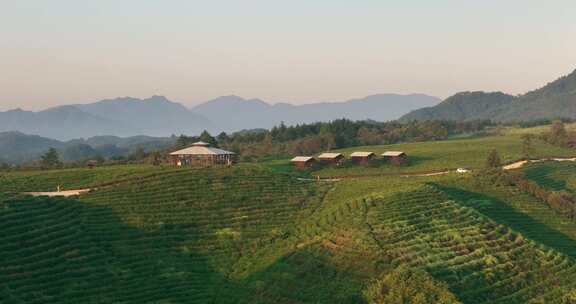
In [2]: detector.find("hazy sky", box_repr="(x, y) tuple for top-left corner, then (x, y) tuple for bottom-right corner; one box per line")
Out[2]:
(1, 0), (575, 110)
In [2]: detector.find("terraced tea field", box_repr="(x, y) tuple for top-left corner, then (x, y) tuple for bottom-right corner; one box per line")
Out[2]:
(366, 185), (576, 303)
(0, 166), (328, 303)
(4, 133), (576, 303)
(524, 161), (576, 193)
(0, 165), (168, 192)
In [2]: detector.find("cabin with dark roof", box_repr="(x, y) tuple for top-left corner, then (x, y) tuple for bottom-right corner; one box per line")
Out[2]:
(350, 152), (376, 165)
(382, 151), (408, 165)
(291, 156), (316, 169)
(318, 153), (345, 166)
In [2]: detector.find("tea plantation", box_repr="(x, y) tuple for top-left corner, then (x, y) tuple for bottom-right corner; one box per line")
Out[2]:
(3, 134), (576, 303)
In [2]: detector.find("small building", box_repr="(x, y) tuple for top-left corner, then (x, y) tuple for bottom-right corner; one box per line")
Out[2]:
(318, 153), (345, 166)
(86, 160), (99, 169)
(291, 156), (316, 169)
(382, 151), (408, 165)
(350, 152), (376, 165)
(170, 141), (236, 167)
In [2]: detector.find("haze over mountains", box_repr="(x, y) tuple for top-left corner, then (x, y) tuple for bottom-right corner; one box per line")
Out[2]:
(0, 94), (441, 140)
(401, 69), (576, 122)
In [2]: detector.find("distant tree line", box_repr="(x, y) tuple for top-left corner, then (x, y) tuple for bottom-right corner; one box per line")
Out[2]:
(176, 119), (493, 161)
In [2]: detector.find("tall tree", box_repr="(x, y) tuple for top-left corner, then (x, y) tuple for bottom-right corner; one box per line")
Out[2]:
(521, 134), (535, 159)
(199, 130), (218, 147)
(40, 148), (62, 168)
(549, 120), (568, 146)
(485, 149), (502, 168)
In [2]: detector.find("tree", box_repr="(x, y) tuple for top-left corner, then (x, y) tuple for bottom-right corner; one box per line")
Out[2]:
(40, 148), (62, 169)
(363, 267), (461, 304)
(548, 120), (568, 146)
(485, 149), (502, 168)
(199, 130), (218, 147)
(521, 134), (535, 159)
(216, 132), (230, 144)
(357, 127), (380, 145)
(148, 151), (162, 166)
(130, 147), (147, 161)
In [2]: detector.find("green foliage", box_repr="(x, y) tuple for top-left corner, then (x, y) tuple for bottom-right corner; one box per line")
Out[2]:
(485, 149), (502, 168)
(363, 267), (461, 304)
(199, 130), (219, 147)
(40, 147), (62, 169)
(522, 133), (535, 159)
(543, 120), (570, 147)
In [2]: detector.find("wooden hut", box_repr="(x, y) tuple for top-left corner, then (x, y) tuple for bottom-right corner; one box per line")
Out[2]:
(291, 156), (316, 169)
(382, 151), (408, 165)
(350, 152), (376, 165)
(170, 141), (236, 167)
(318, 153), (345, 166)
(86, 160), (99, 169)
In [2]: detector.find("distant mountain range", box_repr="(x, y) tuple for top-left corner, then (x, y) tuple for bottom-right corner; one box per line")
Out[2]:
(0, 96), (209, 140)
(192, 94), (441, 131)
(0, 94), (441, 140)
(401, 69), (576, 122)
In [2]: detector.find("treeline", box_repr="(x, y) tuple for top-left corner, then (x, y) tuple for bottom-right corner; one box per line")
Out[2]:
(177, 119), (493, 160)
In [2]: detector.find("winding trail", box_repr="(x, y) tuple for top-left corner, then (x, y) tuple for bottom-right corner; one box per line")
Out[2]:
(503, 157), (576, 171)
(23, 189), (92, 197)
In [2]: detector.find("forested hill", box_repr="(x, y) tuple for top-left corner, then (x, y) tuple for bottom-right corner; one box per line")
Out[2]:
(401, 68), (576, 122)
(399, 92), (514, 122)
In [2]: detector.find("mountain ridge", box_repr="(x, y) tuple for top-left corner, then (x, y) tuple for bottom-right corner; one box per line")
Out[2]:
(0, 93), (441, 140)
(400, 69), (576, 122)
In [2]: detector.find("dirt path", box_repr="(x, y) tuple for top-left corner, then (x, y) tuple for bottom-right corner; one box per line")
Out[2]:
(23, 189), (92, 197)
(503, 157), (576, 171)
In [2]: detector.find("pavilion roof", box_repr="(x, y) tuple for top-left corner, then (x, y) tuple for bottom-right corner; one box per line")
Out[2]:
(170, 144), (235, 155)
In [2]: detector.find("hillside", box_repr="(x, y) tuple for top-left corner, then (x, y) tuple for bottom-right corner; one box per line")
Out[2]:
(0, 132), (65, 164)
(401, 69), (576, 122)
(4, 131), (576, 302)
(400, 92), (514, 122)
(0, 132), (176, 165)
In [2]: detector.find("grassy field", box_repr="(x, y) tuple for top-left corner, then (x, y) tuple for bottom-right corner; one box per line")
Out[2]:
(314, 134), (574, 177)
(4, 130), (576, 303)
